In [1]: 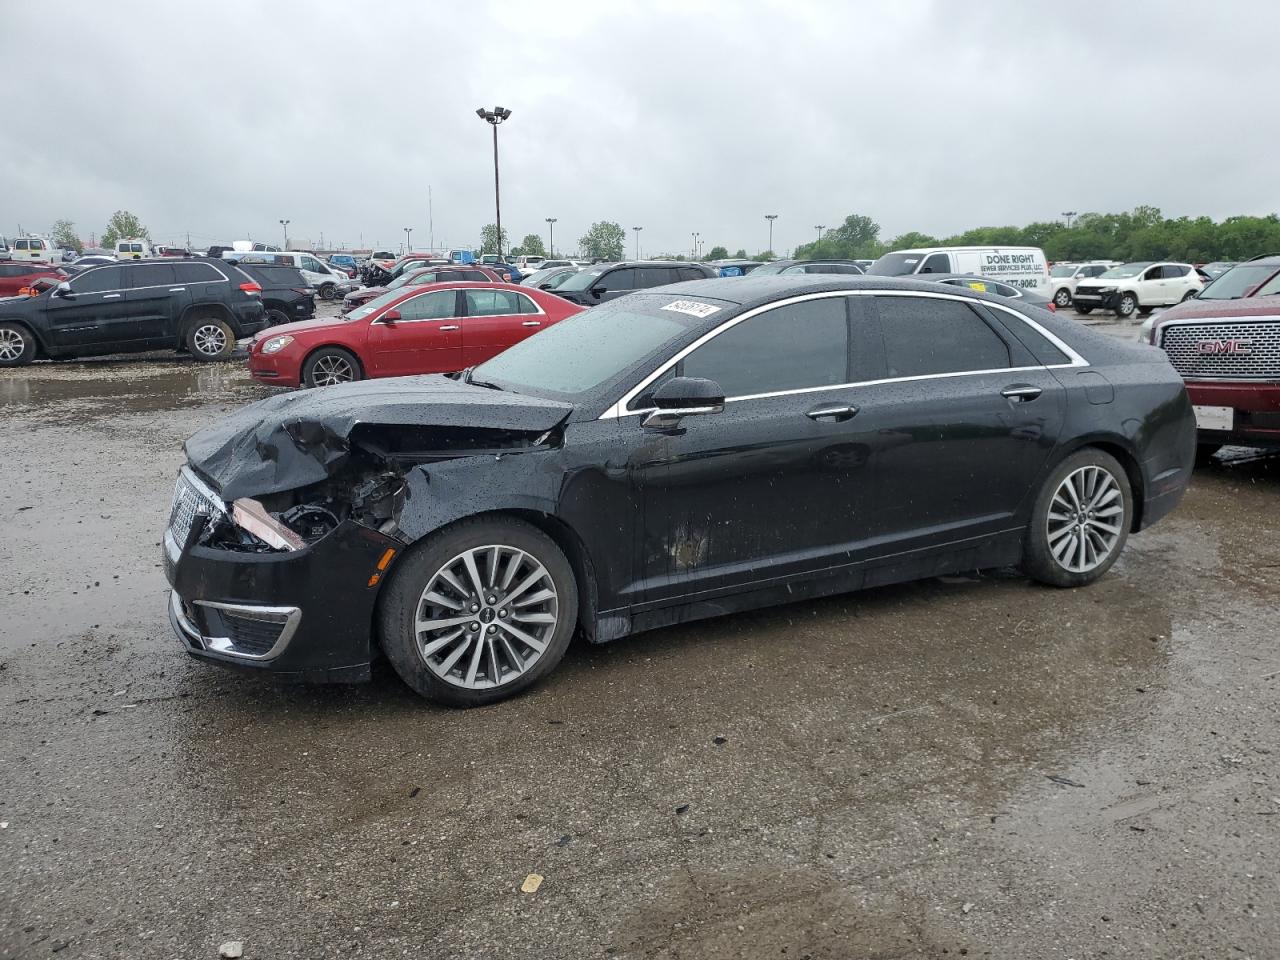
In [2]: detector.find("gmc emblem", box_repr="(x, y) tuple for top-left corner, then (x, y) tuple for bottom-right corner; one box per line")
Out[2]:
(1196, 339), (1253, 355)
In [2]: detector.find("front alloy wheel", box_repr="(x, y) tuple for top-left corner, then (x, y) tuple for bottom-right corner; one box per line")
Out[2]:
(1116, 293), (1138, 318)
(1054, 288), (1072, 308)
(0, 324), (33, 365)
(379, 517), (578, 706)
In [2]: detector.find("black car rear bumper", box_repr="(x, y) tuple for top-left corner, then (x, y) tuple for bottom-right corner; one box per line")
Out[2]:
(164, 519), (403, 683)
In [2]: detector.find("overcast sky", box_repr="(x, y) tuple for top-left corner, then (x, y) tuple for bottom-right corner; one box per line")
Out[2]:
(3, 1), (1277, 257)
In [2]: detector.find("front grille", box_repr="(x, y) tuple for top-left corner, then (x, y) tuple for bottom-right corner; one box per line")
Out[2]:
(1159, 318), (1280, 380)
(212, 610), (285, 656)
(168, 468), (222, 548)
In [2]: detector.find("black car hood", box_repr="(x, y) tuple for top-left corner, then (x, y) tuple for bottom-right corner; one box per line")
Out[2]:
(185, 375), (572, 500)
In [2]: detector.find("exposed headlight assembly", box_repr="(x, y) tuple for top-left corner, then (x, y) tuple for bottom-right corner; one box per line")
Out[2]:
(261, 335), (294, 354)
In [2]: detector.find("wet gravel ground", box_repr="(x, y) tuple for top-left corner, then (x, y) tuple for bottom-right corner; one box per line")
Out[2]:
(1, 312), (1277, 959)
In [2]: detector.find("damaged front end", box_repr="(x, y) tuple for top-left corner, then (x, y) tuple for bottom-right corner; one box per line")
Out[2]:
(163, 375), (573, 683)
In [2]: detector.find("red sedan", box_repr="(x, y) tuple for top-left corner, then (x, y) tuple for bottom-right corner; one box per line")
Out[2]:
(248, 282), (584, 388)
(0, 262), (66, 297)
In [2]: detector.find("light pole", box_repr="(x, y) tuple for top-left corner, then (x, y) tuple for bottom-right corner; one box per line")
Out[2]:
(404, 227), (413, 252)
(545, 217), (556, 257)
(279, 219), (290, 249)
(814, 224), (825, 246)
(633, 226), (643, 260)
(1061, 210), (1078, 229)
(765, 214), (778, 255)
(692, 231), (699, 259)
(476, 106), (513, 257)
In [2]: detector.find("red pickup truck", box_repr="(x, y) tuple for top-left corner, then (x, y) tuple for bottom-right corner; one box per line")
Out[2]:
(1147, 255), (1280, 455)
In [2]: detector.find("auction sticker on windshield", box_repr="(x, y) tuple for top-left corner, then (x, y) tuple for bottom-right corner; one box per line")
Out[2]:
(662, 300), (721, 319)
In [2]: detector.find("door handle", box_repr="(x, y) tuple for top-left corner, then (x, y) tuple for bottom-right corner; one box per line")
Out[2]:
(439, 324), (459, 331)
(805, 403), (859, 422)
(522, 320), (542, 327)
(102, 293), (122, 299)
(168, 287), (186, 292)
(1001, 384), (1043, 402)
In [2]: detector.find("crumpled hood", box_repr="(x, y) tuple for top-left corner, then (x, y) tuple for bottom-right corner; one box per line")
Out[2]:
(185, 375), (573, 500)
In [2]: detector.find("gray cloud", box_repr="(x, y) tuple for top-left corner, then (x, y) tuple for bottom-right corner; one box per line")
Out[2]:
(2, 0), (1276, 256)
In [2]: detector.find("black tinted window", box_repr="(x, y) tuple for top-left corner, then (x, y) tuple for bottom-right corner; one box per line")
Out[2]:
(980, 305), (1070, 365)
(637, 267), (677, 288)
(677, 266), (706, 282)
(875, 296), (1011, 377)
(126, 263), (176, 287)
(596, 268), (636, 293)
(71, 266), (125, 293)
(174, 262), (224, 283)
(461, 271), (488, 281)
(680, 297), (849, 398)
(919, 253), (950, 274)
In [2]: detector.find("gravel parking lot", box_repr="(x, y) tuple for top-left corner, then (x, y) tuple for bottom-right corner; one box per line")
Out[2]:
(1, 310), (1277, 959)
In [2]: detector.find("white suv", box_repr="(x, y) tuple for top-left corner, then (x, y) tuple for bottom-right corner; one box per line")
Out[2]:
(1047, 261), (1118, 309)
(1072, 262), (1203, 319)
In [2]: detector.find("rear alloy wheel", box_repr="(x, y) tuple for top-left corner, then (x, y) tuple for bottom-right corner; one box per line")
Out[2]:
(1024, 449), (1132, 588)
(0, 323), (36, 367)
(1115, 293), (1138, 318)
(379, 517), (578, 707)
(1053, 288), (1073, 308)
(302, 346), (361, 387)
(1181, 290), (1198, 302)
(186, 317), (236, 361)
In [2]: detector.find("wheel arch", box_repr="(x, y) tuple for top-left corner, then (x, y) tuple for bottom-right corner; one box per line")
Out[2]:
(177, 303), (236, 347)
(300, 342), (365, 381)
(0, 316), (49, 358)
(1051, 435), (1145, 531)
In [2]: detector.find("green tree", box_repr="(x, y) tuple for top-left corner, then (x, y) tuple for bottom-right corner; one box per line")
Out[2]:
(49, 219), (82, 254)
(756, 250), (777, 261)
(884, 231), (939, 250)
(733, 249), (748, 259)
(101, 210), (150, 249)
(578, 221), (625, 260)
(705, 245), (729, 261)
(519, 234), (546, 258)
(793, 213), (884, 260)
(479, 224), (509, 256)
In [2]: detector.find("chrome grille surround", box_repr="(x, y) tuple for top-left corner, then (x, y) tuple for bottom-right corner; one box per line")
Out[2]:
(1159, 317), (1280, 380)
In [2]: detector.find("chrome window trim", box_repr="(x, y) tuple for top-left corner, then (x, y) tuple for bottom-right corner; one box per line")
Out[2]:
(598, 288), (1088, 420)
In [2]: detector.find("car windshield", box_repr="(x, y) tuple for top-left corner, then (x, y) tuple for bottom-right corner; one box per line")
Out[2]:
(557, 265), (610, 291)
(1050, 264), (1077, 277)
(1197, 264), (1278, 300)
(1099, 263), (1153, 279)
(864, 253), (923, 276)
(347, 289), (404, 320)
(472, 294), (730, 400)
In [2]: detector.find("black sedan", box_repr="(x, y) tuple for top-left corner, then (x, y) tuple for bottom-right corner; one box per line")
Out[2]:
(165, 275), (1195, 707)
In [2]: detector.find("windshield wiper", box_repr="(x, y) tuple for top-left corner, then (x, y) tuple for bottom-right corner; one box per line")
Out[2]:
(464, 367), (504, 391)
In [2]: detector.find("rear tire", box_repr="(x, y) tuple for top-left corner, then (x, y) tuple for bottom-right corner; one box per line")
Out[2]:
(301, 346), (362, 387)
(265, 306), (291, 327)
(1182, 290), (1198, 302)
(1023, 448), (1133, 588)
(185, 316), (236, 361)
(1137, 306), (1153, 317)
(0, 322), (36, 367)
(1076, 305), (1093, 315)
(378, 517), (579, 707)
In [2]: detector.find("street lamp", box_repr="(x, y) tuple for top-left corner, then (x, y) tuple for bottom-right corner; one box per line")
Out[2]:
(814, 224), (825, 245)
(765, 214), (778, 255)
(404, 227), (413, 252)
(545, 217), (556, 257)
(632, 226), (643, 260)
(476, 106), (513, 257)
(692, 231), (699, 259)
(1061, 210), (1078, 229)
(279, 219), (290, 249)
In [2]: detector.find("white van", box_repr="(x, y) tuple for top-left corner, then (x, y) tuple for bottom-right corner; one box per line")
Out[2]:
(866, 245), (1050, 296)
(223, 250), (356, 300)
(115, 239), (153, 260)
(12, 236), (59, 262)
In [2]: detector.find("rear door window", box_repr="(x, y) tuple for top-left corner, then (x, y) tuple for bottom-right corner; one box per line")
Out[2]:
(596, 268), (636, 293)
(678, 296), (850, 398)
(464, 289), (522, 316)
(677, 266), (707, 282)
(637, 267), (677, 288)
(874, 296), (1011, 378)
(174, 263), (223, 283)
(126, 263), (177, 287)
(1162, 264), (1188, 279)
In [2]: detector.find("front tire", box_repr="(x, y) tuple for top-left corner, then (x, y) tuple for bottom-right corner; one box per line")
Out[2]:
(1182, 290), (1198, 302)
(1024, 448), (1132, 588)
(378, 517), (579, 707)
(301, 346), (362, 387)
(185, 316), (236, 361)
(319, 283), (336, 301)
(1116, 293), (1138, 319)
(0, 322), (37, 366)
(1053, 288), (1072, 308)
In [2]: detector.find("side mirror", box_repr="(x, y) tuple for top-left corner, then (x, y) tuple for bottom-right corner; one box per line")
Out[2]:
(383, 309), (402, 323)
(643, 377), (725, 430)
(590, 286), (604, 298)
(54, 281), (73, 298)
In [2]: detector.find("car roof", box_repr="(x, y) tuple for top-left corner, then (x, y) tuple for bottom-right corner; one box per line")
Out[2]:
(647, 273), (1048, 310)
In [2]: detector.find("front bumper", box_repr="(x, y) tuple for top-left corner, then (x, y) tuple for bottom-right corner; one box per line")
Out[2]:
(1187, 380), (1280, 447)
(1071, 288), (1120, 310)
(248, 349), (303, 387)
(165, 517), (403, 683)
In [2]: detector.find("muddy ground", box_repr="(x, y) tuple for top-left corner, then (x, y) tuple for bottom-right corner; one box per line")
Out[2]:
(1, 319), (1277, 959)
